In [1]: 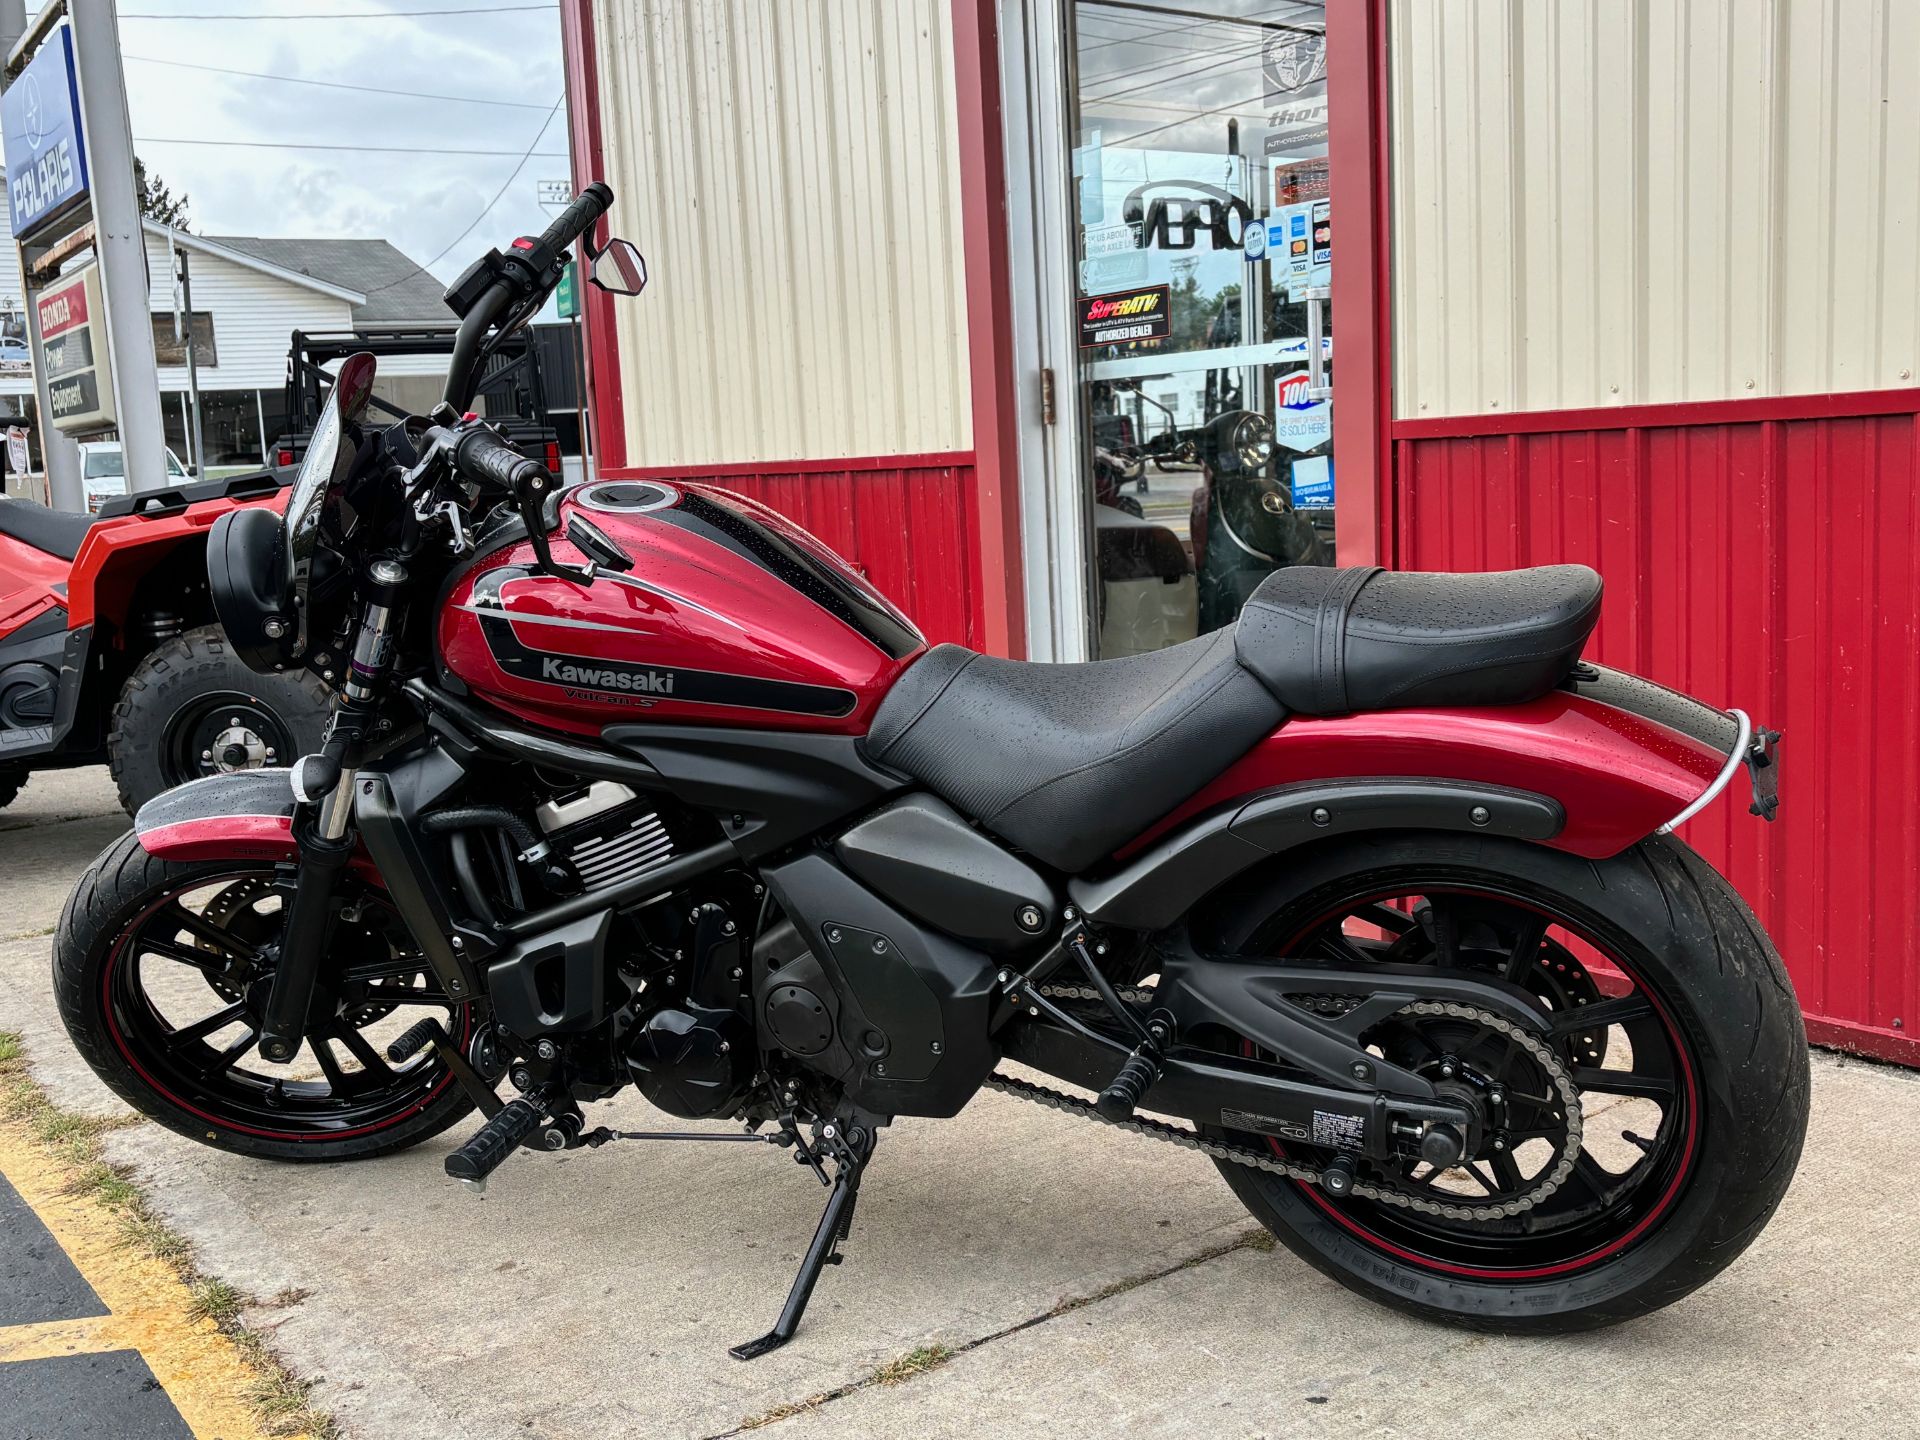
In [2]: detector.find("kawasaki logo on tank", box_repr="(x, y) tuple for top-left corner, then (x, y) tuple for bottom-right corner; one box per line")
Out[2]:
(477, 611), (855, 716)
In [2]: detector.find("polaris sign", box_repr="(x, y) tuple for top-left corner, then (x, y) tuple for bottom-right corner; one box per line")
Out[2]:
(2, 27), (90, 239)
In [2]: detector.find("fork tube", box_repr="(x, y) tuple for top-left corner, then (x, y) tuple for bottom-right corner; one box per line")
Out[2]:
(257, 566), (407, 1062)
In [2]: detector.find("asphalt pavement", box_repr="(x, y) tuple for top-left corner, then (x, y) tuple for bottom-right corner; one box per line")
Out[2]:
(0, 766), (1916, 1439)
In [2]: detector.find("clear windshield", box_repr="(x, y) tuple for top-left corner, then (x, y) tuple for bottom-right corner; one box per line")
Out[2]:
(282, 352), (376, 652)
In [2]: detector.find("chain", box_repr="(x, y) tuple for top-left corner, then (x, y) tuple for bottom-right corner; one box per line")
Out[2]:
(995, 999), (1581, 1222)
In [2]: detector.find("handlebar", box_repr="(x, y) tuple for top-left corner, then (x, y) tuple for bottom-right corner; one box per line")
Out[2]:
(453, 424), (547, 493)
(442, 183), (614, 412)
(537, 181), (613, 255)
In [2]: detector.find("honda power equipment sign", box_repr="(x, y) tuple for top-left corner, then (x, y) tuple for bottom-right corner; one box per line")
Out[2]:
(2, 26), (90, 239)
(36, 264), (115, 433)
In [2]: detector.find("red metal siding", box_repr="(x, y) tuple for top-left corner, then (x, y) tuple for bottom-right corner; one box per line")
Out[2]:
(1394, 407), (1920, 1065)
(605, 461), (980, 649)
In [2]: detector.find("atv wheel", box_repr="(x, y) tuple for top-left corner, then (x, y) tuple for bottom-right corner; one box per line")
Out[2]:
(108, 625), (330, 814)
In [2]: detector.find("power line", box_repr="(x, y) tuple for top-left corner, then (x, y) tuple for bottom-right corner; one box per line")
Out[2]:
(122, 4), (557, 17)
(361, 95), (564, 294)
(123, 53), (554, 110)
(136, 136), (568, 157)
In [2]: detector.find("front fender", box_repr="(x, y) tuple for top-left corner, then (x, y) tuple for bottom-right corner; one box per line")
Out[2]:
(132, 770), (379, 881)
(1074, 671), (1759, 930)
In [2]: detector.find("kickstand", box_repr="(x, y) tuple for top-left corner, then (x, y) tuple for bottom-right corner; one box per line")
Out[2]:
(730, 1122), (876, 1361)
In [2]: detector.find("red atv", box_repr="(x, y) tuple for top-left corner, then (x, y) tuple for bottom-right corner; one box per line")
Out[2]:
(0, 472), (331, 814)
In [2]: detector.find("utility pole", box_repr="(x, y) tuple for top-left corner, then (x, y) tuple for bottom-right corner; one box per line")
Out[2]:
(173, 240), (204, 476)
(66, 0), (166, 493)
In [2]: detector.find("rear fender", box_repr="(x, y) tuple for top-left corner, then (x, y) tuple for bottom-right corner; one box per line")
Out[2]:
(1073, 671), (1758, 930)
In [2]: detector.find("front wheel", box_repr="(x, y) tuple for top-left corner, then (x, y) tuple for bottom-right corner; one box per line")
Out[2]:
(1198, 831), (1809, 1332)
(54, 831), (477, 1162)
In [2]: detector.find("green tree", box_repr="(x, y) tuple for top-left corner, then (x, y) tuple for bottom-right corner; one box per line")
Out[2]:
(133, 158), (190, 229)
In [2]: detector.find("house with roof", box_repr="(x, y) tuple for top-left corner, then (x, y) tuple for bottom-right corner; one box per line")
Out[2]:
(0, 171), (457, 470)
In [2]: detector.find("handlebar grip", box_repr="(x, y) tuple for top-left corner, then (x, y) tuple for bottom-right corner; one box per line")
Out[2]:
(444, 1098), (544, 1183)
(538, 182), (613, 256)
(453, 426), (547, 492)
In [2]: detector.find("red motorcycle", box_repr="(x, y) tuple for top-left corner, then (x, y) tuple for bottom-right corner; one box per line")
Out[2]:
(55, 186), (1804, 1358)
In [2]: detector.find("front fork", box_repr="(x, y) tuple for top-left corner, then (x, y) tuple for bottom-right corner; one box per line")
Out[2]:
(255, 561), (407, 1063)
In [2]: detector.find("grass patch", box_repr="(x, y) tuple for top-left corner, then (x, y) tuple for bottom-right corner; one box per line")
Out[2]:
(0, 1029), (339, 1440)
(872, 1342), (952, 1385)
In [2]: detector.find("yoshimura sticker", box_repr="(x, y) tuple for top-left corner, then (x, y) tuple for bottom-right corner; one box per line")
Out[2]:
(1078, 284), (1170, 349)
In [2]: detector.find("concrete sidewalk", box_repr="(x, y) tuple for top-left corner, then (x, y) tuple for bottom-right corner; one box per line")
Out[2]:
(0, 767), (1914, 1439)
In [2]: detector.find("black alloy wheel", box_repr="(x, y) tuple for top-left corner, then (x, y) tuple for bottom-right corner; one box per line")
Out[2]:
(54, 833), (478, 1161)
(1197, 831), (1809, 1331)
(1236, 888), (1692, 1277)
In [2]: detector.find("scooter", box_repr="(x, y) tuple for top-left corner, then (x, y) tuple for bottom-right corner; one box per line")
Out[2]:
(55, 184), (1802, 1359)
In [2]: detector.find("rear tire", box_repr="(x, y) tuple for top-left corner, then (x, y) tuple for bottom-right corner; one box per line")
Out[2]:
(0, 762), (23, 811)
(108, 624), (330, 814)
(1201, 831), (1809, 1332)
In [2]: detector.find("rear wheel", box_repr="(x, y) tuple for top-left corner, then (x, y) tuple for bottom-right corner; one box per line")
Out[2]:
(0, 762), (23, 811)
(54, 831), (476, 1161)
(108, 625), (330, 814)
(1199, 831), (1808, 1331)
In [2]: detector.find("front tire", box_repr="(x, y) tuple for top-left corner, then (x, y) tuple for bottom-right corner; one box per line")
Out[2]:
(54, 831), (476, 1162)
(108, 624), (330, 814)
(1200, 831), (1809, 1332)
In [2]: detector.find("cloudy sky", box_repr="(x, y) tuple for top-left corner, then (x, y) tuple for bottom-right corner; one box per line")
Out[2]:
(55, 0), (574, 284)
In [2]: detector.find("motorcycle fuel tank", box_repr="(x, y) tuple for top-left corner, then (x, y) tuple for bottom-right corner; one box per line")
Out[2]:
(438, 480), (925, 737)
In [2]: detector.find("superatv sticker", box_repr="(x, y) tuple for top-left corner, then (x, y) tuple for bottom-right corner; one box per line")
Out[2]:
(1078, 284), (1170, 348)
(477, 612), (855, 717)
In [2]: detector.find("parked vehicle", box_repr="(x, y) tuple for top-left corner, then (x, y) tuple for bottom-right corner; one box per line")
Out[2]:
(76, 441), (193, 514)
(55, 187), (1805, 1361)
(0, 467), (332, 815)
(270, 326), (562, 478)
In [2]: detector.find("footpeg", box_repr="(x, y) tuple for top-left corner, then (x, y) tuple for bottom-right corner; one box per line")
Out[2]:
(386, 1018), (441, 1064)
(445, 1097), (545, 1191)
(1096, 1036), (1163, 1119)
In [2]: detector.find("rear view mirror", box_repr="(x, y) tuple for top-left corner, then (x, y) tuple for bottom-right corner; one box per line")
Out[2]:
(590, 240), (648, 296)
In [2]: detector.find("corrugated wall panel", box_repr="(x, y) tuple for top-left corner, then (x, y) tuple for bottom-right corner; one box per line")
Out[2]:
(643, 462), (979, 648)
(1390, 0), (1920, 418)
(590, 1), (972, 464)
(1396, 412), (1920, 1063)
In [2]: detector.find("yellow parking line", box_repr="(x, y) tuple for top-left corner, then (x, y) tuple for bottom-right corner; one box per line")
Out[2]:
(0, 1119), (300, 1440)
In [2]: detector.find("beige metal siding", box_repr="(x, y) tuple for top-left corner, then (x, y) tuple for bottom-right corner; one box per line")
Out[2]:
(1390, 0), (1920, 418)
(590, 0), (972, 464)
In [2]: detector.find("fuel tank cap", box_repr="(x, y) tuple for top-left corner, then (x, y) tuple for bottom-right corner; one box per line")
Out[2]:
(574, 480), (679, 515)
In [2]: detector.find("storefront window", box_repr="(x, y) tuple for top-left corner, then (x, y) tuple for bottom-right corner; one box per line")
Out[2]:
(1069, 1), (1333, 658)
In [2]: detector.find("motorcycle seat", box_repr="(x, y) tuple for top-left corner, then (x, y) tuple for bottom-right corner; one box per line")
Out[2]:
(0, 496), (100, 561)
(1234, 563), (1603, 716)
(863, 564), (1602, 874)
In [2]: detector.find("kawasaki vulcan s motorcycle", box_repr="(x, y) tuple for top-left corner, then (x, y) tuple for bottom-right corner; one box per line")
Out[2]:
(55, 185), (1807, 1355)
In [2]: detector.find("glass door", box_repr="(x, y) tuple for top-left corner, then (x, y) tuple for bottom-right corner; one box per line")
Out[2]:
(1066, 1), (1335, 658)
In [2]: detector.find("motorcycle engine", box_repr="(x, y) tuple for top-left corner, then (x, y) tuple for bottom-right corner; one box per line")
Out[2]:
(625, 1006), (752, 1118)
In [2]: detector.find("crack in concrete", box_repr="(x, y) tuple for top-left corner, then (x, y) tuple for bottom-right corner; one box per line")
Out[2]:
(715, 1228), (1274, 1437)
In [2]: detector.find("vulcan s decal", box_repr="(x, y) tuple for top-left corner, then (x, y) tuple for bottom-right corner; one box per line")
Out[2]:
(477, 613), (856, 717)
